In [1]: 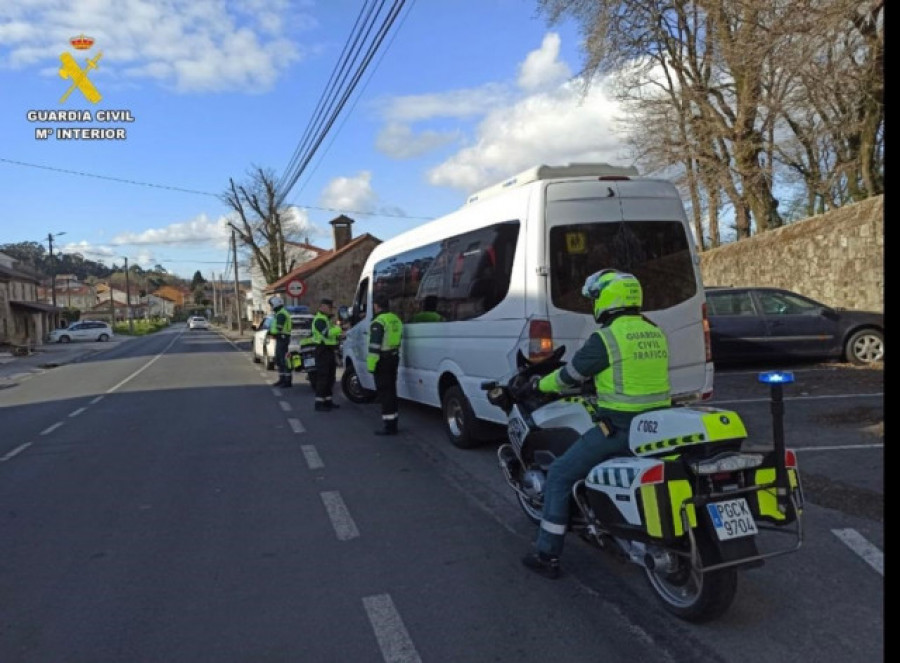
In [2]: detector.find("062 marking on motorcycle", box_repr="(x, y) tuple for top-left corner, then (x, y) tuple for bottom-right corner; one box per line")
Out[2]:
(636, 418), (659, 434)
(707, 498), (758, 540)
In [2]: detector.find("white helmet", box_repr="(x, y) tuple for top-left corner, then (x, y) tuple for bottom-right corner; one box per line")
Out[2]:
(268, 295), (283, 309)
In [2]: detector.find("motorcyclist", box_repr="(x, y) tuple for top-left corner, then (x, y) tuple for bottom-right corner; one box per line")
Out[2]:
(522, 270), (672, 579)
(267, 295), (293, 388)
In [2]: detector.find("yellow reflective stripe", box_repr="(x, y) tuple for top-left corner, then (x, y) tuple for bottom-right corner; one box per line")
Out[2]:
(753, 467), (802, 521)
(642, 479), (695, 539)
(641, 485), (663, 537)
(635, 433), (705, 455)
(668, 479), (696, 534)
(701, 411), (748, 441)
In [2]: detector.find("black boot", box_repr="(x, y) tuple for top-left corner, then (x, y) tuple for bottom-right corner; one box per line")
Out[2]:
(374, 419), (398, 436)
(521, 551), (560, 579)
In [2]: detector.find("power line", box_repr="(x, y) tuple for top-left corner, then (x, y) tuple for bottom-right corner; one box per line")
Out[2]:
(289, 0), (417, 200)
(276, 0), (410, 206)
(0, 156), (434, 220)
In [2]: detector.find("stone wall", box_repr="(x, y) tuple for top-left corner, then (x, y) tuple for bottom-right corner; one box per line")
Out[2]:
(299, 236), (380, 309)
(699, 195), (884, 312)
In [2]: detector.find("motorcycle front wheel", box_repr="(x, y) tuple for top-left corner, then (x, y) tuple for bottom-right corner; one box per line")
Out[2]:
(644, 530), (738, 623)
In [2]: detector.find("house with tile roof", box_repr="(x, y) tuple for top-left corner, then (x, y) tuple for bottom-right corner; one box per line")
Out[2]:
(258, 216), (380, 322)
(0, 251), (64, 348)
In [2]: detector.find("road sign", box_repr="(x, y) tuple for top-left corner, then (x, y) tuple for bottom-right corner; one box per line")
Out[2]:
(286, 278), (306, 297)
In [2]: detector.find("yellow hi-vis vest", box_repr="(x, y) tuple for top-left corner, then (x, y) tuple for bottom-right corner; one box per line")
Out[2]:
(593, 316), (671, 412)
(367, 311), (403, 372)
(312, 312), (340, 346)
(270, 309), (292, 335)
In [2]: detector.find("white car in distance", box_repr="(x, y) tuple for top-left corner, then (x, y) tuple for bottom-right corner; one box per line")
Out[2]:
(47, 320), (114, 343)
(188, 316), (210, 330)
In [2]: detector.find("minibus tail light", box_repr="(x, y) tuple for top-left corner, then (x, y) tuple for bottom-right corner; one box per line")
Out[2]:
(702, 301), (712, 362)
(528, 319), (553, 361)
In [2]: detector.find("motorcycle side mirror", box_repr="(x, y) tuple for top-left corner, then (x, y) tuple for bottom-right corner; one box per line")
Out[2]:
(338, 306), (349, 321)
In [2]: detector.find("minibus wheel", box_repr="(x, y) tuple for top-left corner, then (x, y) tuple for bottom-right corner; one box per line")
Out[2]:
(442, 385), (482, 449)
(341, 363), (376, 403)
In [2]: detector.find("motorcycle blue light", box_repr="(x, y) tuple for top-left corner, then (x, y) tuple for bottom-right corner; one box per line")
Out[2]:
(758, 371), (795, 384)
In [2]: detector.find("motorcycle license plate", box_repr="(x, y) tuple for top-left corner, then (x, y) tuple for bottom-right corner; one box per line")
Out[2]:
(706, 498), (758, 540)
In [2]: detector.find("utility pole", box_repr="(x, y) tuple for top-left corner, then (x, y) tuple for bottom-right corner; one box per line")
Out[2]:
(47, 231), (66, 307)
(124, 257), (134, 333)
(232, 230), (243, 334)
(211, 272), (217, 318)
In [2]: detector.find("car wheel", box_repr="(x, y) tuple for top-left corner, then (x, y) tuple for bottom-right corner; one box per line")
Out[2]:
(441, 384), (483, 449)
(59, 335), (71, 343)
(845, 328), (884, 365)
(98, 334), (109, 342)
(341, 363), (376, 403)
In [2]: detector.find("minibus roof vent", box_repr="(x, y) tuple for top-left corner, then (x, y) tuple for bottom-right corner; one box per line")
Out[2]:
(464, 162), (640, 206)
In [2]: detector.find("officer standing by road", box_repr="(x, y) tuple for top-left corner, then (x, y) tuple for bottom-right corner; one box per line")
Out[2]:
(367, 294), (403, 435)
(267, 295), (293, 388)
(311, 297), (343, 411)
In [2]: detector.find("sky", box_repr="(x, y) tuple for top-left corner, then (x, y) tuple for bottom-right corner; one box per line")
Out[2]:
(0, 0), (633, 281)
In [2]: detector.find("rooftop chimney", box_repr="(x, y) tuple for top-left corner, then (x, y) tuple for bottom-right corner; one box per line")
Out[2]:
(330, 215), (354, 251)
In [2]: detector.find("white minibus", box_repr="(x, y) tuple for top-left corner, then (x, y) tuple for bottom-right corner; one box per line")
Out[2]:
(341, 163), (714, 448)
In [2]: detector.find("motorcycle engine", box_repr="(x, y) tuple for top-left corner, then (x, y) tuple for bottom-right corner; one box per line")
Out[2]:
(521, 469), (545, 498)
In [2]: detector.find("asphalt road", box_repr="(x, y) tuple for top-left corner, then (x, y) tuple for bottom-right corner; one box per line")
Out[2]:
(0, 327), (883, 663)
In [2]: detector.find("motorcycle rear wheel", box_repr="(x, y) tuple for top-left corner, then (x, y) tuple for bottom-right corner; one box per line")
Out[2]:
(644, 530), (738, 623)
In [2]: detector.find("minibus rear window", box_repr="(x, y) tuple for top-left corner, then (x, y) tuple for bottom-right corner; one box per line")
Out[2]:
(549, 221), (696, 313)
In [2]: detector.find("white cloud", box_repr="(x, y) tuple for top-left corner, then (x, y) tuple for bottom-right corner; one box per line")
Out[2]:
(377, 83), (512, 123)
(110, 213), (232, 247)
(428, 79), (628, 193)
(375, 122), (459, 159)
(0, 0), (311, 92)
(319, 171), (378, 215)
(517, 33), (571, 91)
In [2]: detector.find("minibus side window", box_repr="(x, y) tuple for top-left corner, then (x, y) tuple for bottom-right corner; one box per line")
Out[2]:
(371, 221), (520, 323)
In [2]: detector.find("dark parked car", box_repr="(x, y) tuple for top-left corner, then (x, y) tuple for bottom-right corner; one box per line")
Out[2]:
(705, 286), (883, 366)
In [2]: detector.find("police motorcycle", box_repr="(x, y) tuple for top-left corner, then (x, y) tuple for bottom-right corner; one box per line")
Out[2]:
(481, 344), (804, 623)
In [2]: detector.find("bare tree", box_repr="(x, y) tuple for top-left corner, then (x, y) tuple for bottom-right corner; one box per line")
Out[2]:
(221, 166), (305, 285)
(535, 0), (883, 245)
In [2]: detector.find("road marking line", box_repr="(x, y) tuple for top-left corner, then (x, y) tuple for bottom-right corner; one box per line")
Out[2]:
(289, 418), (306, 434)
(710, 392), (882, 405)
(41, 422), (64, 435)
(832, 528), (883, 576)
(90, 396), (103, 404)
(279, 401), (292, 412)
(320, 490), (360, 540)
(1, 442), (32, 462)
(300, 444), (323, 469)
(69, 407), (86, 418)
(363, 594), (422, 663)
(106, 334), (180, 393)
